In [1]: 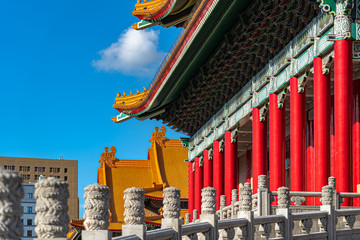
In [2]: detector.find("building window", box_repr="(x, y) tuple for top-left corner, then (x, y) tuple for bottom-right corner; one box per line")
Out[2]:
(11, 166), (15, 171)
(50, 167), (53, 173)
(42, 167), (45, 172)
(35, 167), (38, 172)
(27, 166), (30, 172)
(64, 176), (68, 181)
(3, 165), (7, 170)
(27, 207), (32, 213)
(64, 168), (68, 173)
(27, 230), (32, 237)
(34, 175), (38, 180)
(27, 219), (32, 226)
(27, 175), (30, 180)
(27, 193), (33, 198)
(19, 166), (23, 172)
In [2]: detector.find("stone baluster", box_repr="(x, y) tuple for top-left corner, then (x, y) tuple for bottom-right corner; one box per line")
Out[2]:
(200, 187), (218, 240)
(82, 183), (111, 240)
(193, 209), (199, 223)
(257, 175), (270, 216)
(0, 168), (24, 240)
(320, 185), (335, 239)
(328, 177), (340, 209)
(220, 195), (226, 220)
(275, 187), (291, 239)
(122, 187), (146, 240)
(161, 187), (182, 240)
(237, 182), (253, 239)
(185, 213), (190, 225)
(35, 177), (69, 240)
(231, 189), (239, 218)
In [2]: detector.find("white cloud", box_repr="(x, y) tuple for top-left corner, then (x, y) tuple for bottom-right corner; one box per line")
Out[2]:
(92, 28), (165, 76)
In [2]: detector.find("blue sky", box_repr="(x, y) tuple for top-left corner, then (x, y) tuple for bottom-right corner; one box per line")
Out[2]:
(0, 0), (186, 217)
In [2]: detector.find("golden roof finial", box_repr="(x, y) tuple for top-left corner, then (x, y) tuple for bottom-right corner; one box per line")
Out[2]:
(130, 91), (133, 96)
(136, 89), (140, 94)
(143, 87), (147, 91)
(117, 92), (121, 97)
(123, 92), (126, 97)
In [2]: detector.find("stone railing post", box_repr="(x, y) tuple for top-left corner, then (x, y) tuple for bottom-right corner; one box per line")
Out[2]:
(257, 175), (270, 216)
(328, 177), (340, 209)
(0, 168), (24, 240)
(200, 187), (218, 239)
(161, 187), (182, 240)
(238, 182), (253, 240)
(122, 187), (146, 240)
(231, 189), (238, 219)
(82, 183), (111, 240)
(185, 213), (190, 224)
(320, 185), (335, 240)
(276, 187), (291, 239)
(220, 195), (226, 220)
(193, 209), (199, 223)
(35, 177), (69, 240)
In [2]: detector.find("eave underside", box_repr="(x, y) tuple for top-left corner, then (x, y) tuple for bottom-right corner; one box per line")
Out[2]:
(152, 0), (320, 135)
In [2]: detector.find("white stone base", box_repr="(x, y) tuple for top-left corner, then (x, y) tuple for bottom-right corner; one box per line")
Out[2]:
(82, 230), (111, 240)
(122, 224), (146, 239)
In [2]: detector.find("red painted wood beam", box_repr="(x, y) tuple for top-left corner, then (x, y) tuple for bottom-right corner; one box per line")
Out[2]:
(314, 57), (331, 205)
(353, 79), (360, 206)
(213, 140), (224, 210)
(290, 77), (306, 192)
(203, 149), (213, 187)
(225, 131), (236, 205)
(188, 161), (194, 220)
(252, 108), (267, 193)
(194, 157), (203, 213)
(335, 39), (353, 206)
(269, 93), (286, 192)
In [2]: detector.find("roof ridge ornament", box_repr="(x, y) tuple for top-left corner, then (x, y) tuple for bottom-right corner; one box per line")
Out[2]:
(150, 126), (167, 147)
(99, 146), (118, 168)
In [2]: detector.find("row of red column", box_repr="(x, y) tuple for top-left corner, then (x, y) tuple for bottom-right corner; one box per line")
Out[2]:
(251, 39), (360, 206)
(189, 39), (360, 216)
(188, 132), (238, 220)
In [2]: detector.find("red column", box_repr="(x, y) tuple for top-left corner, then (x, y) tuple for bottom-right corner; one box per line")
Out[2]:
(246, 150), (252, 183)
(194, 157), (203, 213)
(335, 39), (353, 205)
(213, 140), (224, 209)
(353, 79), (360, 206)
(269, 93), (286, 192)
(331, 96), (335, 177)
(306, 118), (315, 205)
(314, 57), (331, 205)
(203, 149), (212, 187)
(225, 131), (236, 205)
(290, 77), (306, 192)
(252, 108), (267, 193)
(188, 161), (194, 220)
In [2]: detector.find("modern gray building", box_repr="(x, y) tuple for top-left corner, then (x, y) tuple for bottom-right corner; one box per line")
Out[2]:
(21, 182), (36, 239)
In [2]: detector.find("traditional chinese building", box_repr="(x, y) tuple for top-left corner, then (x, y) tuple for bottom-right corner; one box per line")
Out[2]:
(69, 126), (188, 236)
(114, 0), (360, 221)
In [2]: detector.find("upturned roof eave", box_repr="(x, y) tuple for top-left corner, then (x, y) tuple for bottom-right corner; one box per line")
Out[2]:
(114, 0), (251, 119)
